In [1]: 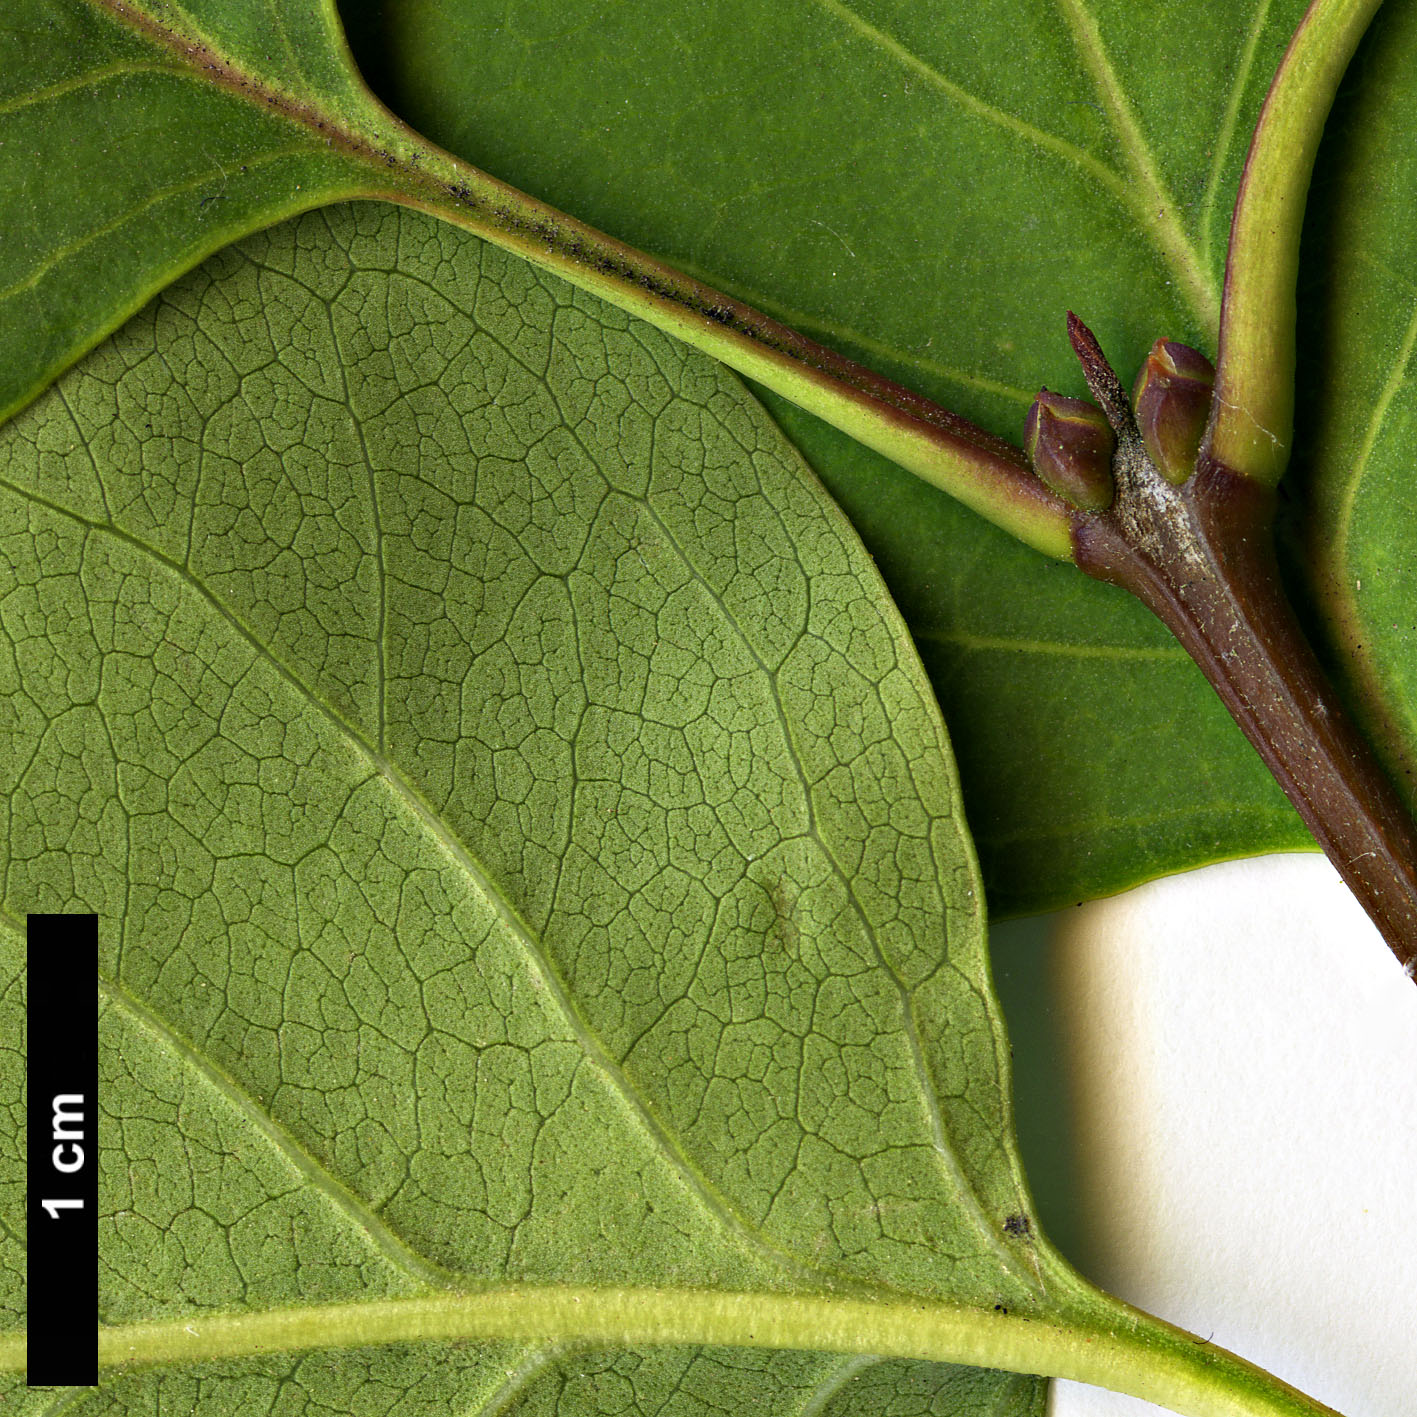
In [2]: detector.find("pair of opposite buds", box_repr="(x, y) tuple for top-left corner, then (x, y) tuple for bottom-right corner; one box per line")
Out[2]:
(1023, 339), (1216, 511)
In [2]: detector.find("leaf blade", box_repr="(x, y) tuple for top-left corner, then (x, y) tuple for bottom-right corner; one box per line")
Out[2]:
(3, 203), (1047, 1410)
(0, 181), (1361, 1417)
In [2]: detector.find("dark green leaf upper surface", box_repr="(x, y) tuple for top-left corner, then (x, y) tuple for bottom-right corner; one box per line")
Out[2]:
(1, 204), (1053, 1412)
(343, 0), (1331, 911)
(1295, 0), (1417, 821)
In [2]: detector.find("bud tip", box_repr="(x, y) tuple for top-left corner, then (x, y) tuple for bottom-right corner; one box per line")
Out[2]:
(1024, 390), (1115, 512)
(1133, 339), (1215, 483)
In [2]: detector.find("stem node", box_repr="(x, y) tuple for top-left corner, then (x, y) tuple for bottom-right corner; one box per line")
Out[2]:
(1064, 319), (1417, 967)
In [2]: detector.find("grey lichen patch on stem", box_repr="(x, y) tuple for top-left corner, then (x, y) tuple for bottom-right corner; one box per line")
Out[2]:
(1065, 315), (1417, 971)
(1065, 313), (1205, 572)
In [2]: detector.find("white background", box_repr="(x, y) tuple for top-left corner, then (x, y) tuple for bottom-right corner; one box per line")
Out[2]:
(990, 853), (1417, 1417)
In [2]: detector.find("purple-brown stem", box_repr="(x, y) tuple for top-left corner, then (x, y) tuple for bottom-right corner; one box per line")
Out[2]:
(1065, 315), (1417, 974)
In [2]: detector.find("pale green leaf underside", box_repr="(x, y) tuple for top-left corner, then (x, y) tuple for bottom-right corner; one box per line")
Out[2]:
(7, 1345), (1041, 1417)
(0, 204), (1053, 1412)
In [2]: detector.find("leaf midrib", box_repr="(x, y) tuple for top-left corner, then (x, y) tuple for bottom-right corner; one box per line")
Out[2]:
(22, 1286), (1090, 1377)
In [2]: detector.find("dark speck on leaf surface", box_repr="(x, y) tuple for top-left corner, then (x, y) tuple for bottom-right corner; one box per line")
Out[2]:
(1003, 1213), (1031, 1238)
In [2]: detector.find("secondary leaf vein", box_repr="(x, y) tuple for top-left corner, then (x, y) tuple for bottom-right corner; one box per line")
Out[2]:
(0, 144), (314, 307)
(0, 60), (174, 116)
(98, 971), (454, 1289)
(804, 0), (1130, 202)
(1326, 270), (1417, 587)
(1050, 0), (1218, 328)
(1197, 0), (1276, 267)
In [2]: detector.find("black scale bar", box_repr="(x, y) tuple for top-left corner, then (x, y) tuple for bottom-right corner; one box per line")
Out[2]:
(26, 913), (98, 1387)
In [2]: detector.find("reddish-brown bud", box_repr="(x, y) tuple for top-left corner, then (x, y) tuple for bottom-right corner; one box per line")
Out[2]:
(1023, 390), (1115, 512)
(1132, 339), (1215, 484)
